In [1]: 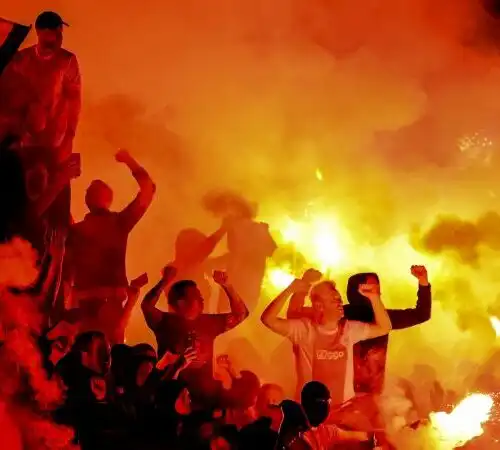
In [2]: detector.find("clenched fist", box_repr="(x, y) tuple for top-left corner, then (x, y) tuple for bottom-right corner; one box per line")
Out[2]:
(411, 265), (429, 285)
(213, 270), (229, 286)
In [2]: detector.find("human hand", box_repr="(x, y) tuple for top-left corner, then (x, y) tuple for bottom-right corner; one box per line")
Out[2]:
(115, 149), (132, 164)
(289, 278), (311, 294)
(410, 265), (428, 285)
(162, 265), (177, 283)
(301, 268), (322, 284)
(213, 270), (229, 286)
(358, 283), (381, 301)
(130, 273), (148, 290)
(216, 354), (232, 371)
(181, 347), (198, 370)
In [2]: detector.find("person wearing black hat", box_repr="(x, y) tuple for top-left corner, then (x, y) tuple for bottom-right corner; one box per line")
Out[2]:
(1, 10), (81, 160)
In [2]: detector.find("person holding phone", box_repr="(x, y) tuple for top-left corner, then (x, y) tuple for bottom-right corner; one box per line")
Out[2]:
(141, 267), (249, 407)
(261, 271), (392, 407)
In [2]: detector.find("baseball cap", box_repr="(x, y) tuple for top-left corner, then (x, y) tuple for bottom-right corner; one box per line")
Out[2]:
(35, 11), (69, 29)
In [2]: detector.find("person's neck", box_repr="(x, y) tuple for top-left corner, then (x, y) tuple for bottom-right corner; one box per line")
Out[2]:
(316, 316), (340, 329)
(35, 44), (56, 58)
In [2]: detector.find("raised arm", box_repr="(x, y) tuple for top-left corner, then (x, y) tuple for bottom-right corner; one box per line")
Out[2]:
(286, 269), (322, 319)
(116, 150), (156, 232)
(175, 220), (229, 269)
(118, 273), (148, 334)
(358, 284), (392, 340)
(261, 278), (309, 336)
(213, 270), (249, 331)
(388, 265), (432, 330)
(141, 266), (176, 330)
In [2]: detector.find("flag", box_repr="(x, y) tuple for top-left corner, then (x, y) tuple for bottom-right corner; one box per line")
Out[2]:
(0, 18), (31, 77)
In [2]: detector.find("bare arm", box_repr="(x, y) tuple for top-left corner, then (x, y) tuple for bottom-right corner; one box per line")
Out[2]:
(261, 279), (308, 336)
(141, 268), (176, 330)
(221, 284), (249, 328)
(286, 268), (321, 319)
(176, 224), (228, 269)
(118, 274), (148, 334)
(116, 150), (156, 231)
(359, 285), (392, 340)
(214, 271), (249, 331)
(287, 293), (315, 320)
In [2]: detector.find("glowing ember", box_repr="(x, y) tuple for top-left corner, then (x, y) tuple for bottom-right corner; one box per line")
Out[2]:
(490, 316), (500, 338)
(430, 393), (493, 448)
(315, 168), (323, 181)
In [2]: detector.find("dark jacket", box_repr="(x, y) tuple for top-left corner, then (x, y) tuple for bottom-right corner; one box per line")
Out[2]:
(345, 272), (432, 394)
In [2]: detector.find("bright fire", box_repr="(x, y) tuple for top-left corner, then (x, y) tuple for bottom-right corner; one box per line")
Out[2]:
(430, 393), (493, 448)
(263, 213), (346, 291)
(490, 316), (500, 337)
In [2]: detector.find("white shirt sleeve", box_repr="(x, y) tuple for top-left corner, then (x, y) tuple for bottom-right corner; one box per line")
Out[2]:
(285, 318), (310, 345)
(345, 320), (372, 344)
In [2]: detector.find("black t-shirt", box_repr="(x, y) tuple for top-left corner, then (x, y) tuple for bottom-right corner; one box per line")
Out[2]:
(151, 312), (232, 378)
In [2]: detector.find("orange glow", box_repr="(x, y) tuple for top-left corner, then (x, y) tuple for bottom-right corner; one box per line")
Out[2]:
(430, 393), (493, 448)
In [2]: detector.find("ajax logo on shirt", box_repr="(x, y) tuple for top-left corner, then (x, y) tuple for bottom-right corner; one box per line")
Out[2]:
(315, 349), (346, 361)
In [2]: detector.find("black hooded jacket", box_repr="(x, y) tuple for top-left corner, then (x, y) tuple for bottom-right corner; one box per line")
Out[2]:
(345, 273), (432, 394)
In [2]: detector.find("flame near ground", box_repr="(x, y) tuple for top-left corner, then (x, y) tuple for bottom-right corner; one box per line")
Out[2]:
(430, 393), (493, 448)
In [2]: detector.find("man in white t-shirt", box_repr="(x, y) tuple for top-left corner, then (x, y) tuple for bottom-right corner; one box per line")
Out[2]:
(261, 274), (392, 406)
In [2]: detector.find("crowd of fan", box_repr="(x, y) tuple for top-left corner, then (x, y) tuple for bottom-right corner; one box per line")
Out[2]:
(0, 10), (448, 450)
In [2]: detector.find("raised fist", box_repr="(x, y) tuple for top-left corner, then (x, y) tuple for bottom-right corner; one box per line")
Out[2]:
(115, 149), (132, 163)
(302, 268), (322, 285)
(213, 270), (229, 286)
(410, 265), (428, 284)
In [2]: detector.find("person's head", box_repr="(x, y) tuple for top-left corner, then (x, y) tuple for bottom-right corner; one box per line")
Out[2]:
(35, 11), (67, 52)
(310, 281), (344, 324)
(131, 343), (157, 387)
(230, 370), (261, 409)
(167, 280), (204, 319)
(256, 383), (285, 417)
(175, 229), (207, 261)
(300, 381), (331, 428)
(72, 331), (110, 375)
(85, 180), (113, 212)
(110, 344), (132, 389)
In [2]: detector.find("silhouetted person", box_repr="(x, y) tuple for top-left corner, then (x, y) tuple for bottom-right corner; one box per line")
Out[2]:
(1, 11), (81, 161)
(66, 150), (155, 323)
(142, 268), (249, 407)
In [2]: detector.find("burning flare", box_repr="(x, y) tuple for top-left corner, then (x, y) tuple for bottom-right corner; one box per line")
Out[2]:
(430, 393), (493, 448)
(490, 316), (500, 338)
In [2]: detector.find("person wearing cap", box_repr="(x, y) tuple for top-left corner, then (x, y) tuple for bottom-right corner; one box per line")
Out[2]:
(1, 11), (81, 161)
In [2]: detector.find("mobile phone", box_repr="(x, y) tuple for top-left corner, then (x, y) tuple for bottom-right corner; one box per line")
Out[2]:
(131, 273), (148, 288)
